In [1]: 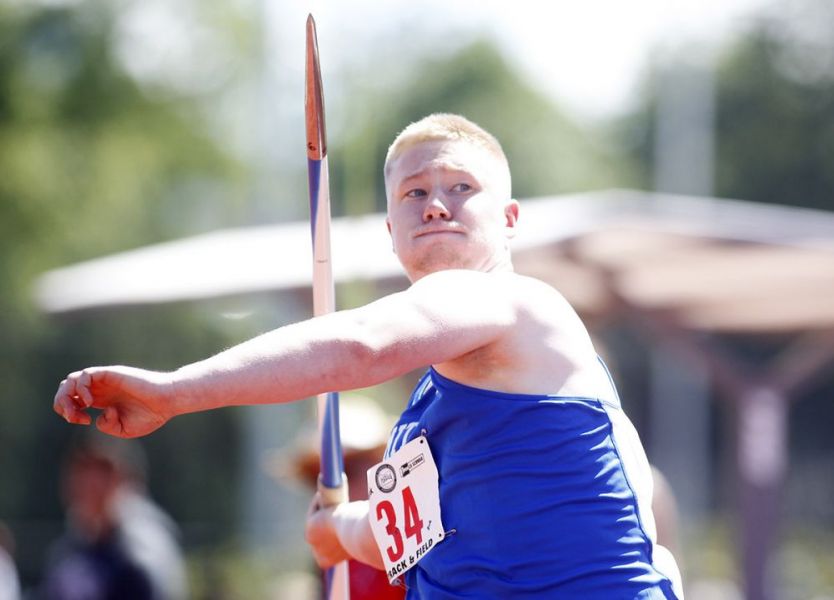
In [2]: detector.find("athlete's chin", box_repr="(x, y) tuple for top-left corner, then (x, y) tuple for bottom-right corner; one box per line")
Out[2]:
(397, 239), (479, 275)
(406, 255), (474, 278)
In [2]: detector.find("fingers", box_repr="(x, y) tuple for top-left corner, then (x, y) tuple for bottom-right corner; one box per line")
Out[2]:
(305, 494), (328, 566)
(75, 370), (95, 407)
(53, 367), (114, 427)
(53, 371), (92, 426)
(305, 494), (347, 568)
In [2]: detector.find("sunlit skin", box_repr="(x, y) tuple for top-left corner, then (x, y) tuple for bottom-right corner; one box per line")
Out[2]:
(385, 139), (518, 282)
(52, 131), (605, 573)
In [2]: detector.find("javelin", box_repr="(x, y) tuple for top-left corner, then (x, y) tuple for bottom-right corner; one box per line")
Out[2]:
(305, 14), (350, 600)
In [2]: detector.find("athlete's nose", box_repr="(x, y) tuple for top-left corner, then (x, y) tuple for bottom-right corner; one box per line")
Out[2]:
(423, 196), (451, 222)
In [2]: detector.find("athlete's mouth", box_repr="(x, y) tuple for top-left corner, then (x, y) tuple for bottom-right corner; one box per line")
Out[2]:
(413, 226), (465, 238)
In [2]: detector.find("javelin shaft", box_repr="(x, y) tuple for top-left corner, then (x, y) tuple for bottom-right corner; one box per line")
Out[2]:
(305, 14), (349, 600)
(307, 153), (342, 482)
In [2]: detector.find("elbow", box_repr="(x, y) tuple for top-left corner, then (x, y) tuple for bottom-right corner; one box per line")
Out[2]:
(338, 332), (416, 390)
(346, 336), (382, 377)
(320, 328), (388, 391)
(317, 310), (419, 391)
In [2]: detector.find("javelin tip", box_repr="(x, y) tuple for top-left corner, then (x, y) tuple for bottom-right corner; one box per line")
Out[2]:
(305, 14), (326, 160)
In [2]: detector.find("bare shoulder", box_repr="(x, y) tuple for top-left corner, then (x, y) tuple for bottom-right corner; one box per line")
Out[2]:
(496, 272), (602, 395)
(404, 269), (517, 324)
(503, 273), (588, 324)
(409, 268), (515, 295)
(409, 269), (581, 325)
(410, 269), (562, 302)
(425, 271), (600, 395)
(495, 272), (595, 352)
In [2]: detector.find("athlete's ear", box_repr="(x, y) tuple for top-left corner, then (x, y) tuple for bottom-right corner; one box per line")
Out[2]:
(385, 217), (395, 253)
(504, 200), (519, 238)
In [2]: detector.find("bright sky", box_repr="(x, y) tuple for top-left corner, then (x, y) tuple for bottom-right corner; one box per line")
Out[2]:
(99, 0), (784, 194)
(111, 0), (776, 123)
(290, 0), (774, 120)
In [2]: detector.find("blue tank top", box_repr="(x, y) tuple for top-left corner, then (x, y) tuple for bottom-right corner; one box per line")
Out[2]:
(383, 360), (681, 599)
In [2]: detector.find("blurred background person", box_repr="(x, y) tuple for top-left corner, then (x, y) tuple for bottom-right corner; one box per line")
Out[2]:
(0, 522), (21, 600)
(110, 453), (189, 600)
(40, 434), (187, 600)
(266, 395), (404, 600)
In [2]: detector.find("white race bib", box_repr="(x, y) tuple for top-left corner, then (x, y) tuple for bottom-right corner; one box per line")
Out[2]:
(367, 435), (446, 583)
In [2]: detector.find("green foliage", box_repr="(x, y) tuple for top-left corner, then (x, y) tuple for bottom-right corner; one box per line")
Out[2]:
(0, 1), (245, 581)
(328, 40), (639, 216)
(623, 1), (834, 211)
(714, 28), (834, 210)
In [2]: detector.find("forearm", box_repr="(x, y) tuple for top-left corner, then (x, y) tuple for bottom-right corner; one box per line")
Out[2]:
(331, 501), (384, 570)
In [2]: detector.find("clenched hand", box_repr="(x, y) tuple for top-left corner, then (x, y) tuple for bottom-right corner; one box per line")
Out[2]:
(54, 366), (175, 438)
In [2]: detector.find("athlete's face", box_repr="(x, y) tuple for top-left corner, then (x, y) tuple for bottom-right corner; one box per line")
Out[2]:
(385, 140), (518, 281)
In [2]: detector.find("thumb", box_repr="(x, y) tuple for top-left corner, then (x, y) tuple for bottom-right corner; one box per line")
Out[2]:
(96, 406), (123, 437)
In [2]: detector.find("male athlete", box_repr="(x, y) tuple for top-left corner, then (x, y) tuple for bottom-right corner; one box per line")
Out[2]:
(55, 114), (683, 598)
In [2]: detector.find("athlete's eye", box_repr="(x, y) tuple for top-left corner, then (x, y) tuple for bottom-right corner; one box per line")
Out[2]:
(405, 188), (427, 199)
(451, 183), (472, 193)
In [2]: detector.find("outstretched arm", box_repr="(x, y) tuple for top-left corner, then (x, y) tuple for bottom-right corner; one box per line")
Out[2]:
(54, 269), (515, 437)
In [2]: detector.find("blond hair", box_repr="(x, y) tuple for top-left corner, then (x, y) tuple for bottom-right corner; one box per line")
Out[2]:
(384, 114), (511, 196)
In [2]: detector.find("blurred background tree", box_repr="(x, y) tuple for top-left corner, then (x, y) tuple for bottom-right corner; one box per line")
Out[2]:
(624, 0), (834, 210)
(713, 11), (834, 210)
(0, 0), (249, 584)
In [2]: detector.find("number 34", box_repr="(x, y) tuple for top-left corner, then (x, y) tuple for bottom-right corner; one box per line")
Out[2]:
(375, 486), (423, 562)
